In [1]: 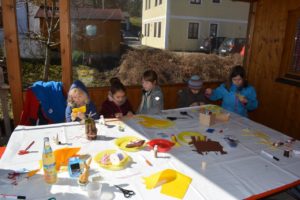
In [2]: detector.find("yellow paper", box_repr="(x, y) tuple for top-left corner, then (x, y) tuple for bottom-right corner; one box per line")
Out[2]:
(136, 115), (174, 129)
(177, 131), (206, 145)
(143, 169), (192, 199)
(72, 106), (86, 114)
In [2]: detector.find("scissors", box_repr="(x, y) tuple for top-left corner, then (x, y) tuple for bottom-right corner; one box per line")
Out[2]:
(114, 185), (135, 198)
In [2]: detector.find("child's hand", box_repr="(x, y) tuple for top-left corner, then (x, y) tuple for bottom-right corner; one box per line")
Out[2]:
(238, 95), (248, 104)
(115, 113), (123, 118)
(71, 112), (77, 121)
(126, 111), (134, 118)
(190, 102), (199, 107)
(77, 112), (86, 120)
(205, 88), (212, 97)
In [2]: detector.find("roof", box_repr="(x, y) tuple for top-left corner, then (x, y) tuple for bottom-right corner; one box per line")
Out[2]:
(35, 7), (123, 20)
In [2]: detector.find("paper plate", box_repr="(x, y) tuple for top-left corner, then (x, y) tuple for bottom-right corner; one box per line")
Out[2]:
(177, 131), (206, 145)
(94, 150), (131, 171)
(147, 139), (174, 152)
(115, 136), (145, 152)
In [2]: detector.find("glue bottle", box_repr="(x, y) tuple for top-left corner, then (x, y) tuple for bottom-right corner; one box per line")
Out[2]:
(42, 137), (57, 184)
(99, 115), (105, 125)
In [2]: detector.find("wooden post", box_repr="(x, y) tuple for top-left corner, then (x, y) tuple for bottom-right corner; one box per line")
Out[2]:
(59, 0), (72, 91)
(2, 0), (23, 125)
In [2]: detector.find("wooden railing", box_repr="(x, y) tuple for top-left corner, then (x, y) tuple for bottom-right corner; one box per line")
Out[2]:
(87, 81), (222, 112)
(0, 67), (11, 136)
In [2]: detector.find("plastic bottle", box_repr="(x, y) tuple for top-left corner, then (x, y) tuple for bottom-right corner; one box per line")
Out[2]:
(42, 137), (57, 184)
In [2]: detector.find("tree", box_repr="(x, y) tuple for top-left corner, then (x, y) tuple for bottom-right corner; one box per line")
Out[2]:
(26, 0), (60, 81)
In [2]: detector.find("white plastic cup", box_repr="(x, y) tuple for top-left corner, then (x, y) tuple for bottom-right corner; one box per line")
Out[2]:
(87, 182), (102, 198)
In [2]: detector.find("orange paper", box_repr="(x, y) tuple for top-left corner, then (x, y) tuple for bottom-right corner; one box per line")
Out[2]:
(54, 147), (81, 170)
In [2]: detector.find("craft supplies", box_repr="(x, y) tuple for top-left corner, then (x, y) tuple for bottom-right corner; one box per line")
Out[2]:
(141, 155), (152, 166)
(206, 128), (215, 133)
(190, 137), (227, 155)
(201, 161), (207, 170)
(261, 150), (279, 161)
(180, 111), (193, 119)
(199, 108), (216, 127)
(283, 150), (290, 158)
(147, 139), (174, 152)
(154, 145), (158, 158)
(118, 124), (125, 132)
(143, 169), (192, 199)
(115, 136), (145, 152)
(166, 116), (188, 121)
(136, 115), (175, 129)
(99, 115), (105, 125)
(114, 185), (136, 198)
(42, 137), (57, 184)
(0, 194), (26, 199)
(18, 141), (35, 155)
(224, 135), (239, 147)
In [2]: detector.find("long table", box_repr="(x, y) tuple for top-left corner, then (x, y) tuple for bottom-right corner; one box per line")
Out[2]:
(0, 106), (300, 200)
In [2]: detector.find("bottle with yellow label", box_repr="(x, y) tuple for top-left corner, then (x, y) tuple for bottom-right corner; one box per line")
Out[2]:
(42, 137), (57, 184)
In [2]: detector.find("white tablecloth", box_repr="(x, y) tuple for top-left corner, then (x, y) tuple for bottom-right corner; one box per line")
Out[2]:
(0, 106), (300, 200)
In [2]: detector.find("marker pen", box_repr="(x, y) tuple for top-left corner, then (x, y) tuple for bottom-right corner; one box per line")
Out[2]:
(261, 150), (280, 161)
(0, 194), (26, 199)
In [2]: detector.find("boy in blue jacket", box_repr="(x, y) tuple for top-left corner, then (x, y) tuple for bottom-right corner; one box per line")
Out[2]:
(205, 65), (258, 117)
(65, 80), (98, 122)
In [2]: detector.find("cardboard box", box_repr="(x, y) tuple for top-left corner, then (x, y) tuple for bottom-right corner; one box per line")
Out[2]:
(199, 112), (216, 126)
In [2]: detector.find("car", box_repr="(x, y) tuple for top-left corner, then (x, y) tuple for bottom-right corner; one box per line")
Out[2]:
(199, 36), (225, 54)
(218, 38), (246, 55)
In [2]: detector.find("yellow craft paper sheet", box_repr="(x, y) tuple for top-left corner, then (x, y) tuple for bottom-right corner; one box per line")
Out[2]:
(143, 169), (192, 199)
(242, 131), (276, 150)
(200, 105), (223, 114)
(136, 115), (175, 129)
(72, 105), (86, 114)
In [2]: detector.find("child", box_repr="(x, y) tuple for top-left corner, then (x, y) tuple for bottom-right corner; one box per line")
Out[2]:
(100, 77), (134, 118)
(137, 70), (164, 114)
(205, 65), (258, 117)
(177, 75), (207, 108)
(65, 80), (98, 122)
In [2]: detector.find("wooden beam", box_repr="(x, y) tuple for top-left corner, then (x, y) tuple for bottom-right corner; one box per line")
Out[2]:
(59, 0), (72, 90)
(2, 0), (23, 125)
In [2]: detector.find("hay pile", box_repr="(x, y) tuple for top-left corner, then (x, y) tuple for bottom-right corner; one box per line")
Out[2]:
(119, 49), (243, 85)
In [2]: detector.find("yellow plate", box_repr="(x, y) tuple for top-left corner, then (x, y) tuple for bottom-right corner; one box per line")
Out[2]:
(177, 131), (206, 145)
(94, 150), (131, 171)
(115, 136), (145, 152)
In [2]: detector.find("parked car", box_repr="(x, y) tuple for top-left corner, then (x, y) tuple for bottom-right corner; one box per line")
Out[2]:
(199, 36), (225, 54)
(218, 38), (246, 55)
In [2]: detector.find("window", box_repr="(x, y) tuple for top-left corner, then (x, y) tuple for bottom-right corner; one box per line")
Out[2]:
(209, 23), (218, 37)
(278, 7), (300, 86)
(190, 0), (201, 4)
(159, 0), (162, 5)
(144, 24), (147, 36)
(147, 23), (150, 36)
(155, 0), (158, 6)
(212, 0), (220, 3)
(158, 22), (161, 38)
(188, 23), (199, 39)
(154, 22), (157, 37)
(145, 0), (151, 10)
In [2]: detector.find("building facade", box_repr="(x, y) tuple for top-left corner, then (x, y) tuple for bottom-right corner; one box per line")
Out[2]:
(142, 0), (249, 51)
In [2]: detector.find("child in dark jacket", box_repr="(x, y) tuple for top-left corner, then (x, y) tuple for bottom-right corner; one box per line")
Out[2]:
(65, 80), (98, 122)
(100, 77), (134, 118)
(177, 75), (207, 108)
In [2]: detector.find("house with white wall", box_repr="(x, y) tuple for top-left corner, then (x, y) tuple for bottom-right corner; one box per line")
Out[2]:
(142, 0), (249, 51)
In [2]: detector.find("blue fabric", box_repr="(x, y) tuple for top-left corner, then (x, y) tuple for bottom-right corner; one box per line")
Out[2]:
(31, 81), (66, 123)
(65, 80), (98, 122)
(209, 83), (258, 117)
